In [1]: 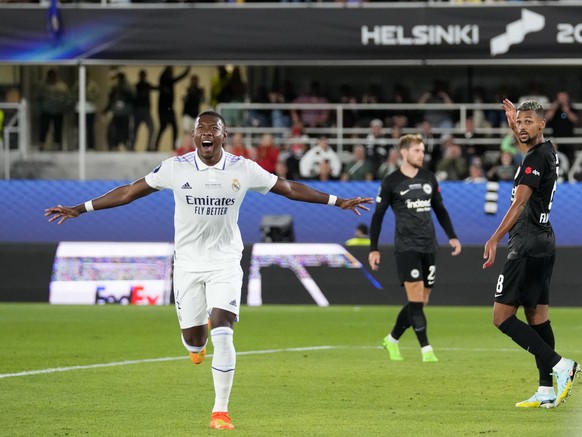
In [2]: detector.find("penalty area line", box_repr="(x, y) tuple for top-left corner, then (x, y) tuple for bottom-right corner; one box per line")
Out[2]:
(0, 346), (337, 380)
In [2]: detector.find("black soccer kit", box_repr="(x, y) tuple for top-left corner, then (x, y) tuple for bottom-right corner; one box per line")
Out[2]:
(370, 168), (457, 287)
(495, 140), (558, 307)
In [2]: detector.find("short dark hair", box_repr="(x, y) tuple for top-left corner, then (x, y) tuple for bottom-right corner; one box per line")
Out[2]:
(517, 100), (545, 118)
(197, 110), (226, 125)
(356, 223), (369, 235)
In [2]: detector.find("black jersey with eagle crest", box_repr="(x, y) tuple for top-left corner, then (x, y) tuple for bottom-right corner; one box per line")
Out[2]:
(370, 168), (457, 253)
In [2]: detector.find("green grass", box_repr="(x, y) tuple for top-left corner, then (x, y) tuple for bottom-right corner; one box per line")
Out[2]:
(1, 304), (582, 436)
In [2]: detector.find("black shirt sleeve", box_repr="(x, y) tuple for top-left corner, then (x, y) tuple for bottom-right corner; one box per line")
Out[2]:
(369, 178), (392, 252)
(431, 175), (457, 240)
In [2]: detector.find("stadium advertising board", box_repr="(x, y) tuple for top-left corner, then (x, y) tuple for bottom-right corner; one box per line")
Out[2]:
(0, 6), (581, 64)
(247, 243), (381, 307)
(49, 242), (173, 305)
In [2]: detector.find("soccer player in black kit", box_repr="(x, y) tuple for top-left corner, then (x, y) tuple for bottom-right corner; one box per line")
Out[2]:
(368, 134), (462, 362)
(483, 99), (580, 408)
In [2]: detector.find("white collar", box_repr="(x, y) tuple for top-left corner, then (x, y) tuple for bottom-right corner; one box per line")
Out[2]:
(194, 149), (226, 171)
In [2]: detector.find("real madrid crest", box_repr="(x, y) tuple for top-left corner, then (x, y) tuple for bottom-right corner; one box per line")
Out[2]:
(232, 179), (241, 192)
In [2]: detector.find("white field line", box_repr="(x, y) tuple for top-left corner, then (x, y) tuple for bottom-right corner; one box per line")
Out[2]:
(0, 345), (575, 380)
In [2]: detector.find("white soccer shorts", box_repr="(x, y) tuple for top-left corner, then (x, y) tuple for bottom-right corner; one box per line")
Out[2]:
(173, 264), (243, 329)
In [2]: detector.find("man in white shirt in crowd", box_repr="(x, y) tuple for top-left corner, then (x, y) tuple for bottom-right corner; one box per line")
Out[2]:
(299, 135), (343, 180)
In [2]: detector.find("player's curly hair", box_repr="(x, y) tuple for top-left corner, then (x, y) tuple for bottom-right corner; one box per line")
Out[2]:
(517, 100), (545, 118)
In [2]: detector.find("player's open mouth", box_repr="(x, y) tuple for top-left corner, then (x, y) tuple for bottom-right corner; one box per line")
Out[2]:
(201, 140), (213, 149)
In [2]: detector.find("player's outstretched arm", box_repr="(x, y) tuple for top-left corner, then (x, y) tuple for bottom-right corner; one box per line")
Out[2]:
(270, 177), (373, 216)
(45, 178), (157, 225)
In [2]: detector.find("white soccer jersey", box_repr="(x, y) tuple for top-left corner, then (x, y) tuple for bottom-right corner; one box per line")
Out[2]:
(145, 150), (278, 272)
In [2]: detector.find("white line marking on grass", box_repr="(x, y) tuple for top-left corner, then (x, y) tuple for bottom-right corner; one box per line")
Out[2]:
(3, 344), (580, 380)
(0, 346), (335, 380)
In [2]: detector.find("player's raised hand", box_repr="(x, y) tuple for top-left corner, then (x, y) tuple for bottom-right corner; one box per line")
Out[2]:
(337, 197), (374, 216)
(45, 205), (81, 225)
(502, 99), (517, 131)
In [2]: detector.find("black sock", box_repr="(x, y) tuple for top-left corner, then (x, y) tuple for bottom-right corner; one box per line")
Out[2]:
(408, 302), (428, 348)
(498, 315), (561, 368)
(391, 303), (411, 340)
(531, 320), (555, 388)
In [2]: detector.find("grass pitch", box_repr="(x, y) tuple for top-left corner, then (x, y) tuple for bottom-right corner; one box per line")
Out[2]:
(1, 304), (581, 436)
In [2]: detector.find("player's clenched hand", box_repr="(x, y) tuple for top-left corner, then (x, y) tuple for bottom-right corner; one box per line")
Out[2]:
(337, 197), (374, 216)
(368, 251), (381, 271)
(44, 205), (81, 225)
(482, 238), (498, 269)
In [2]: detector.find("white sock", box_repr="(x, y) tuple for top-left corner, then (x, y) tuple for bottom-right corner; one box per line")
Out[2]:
(387, 334), (398, 344)
(552, 357), (572, 372)
(210, 327), (236, 413)
(421, 345), (433, 353)
(181, 334), (207, 353)
(538, 386), (555, 395)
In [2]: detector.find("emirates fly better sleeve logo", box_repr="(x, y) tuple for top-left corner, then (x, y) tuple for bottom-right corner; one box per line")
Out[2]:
(490, 9), (545, 56)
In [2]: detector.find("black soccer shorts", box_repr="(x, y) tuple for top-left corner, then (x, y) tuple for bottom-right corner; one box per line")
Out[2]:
(494, 254), (555, 307)
(395, 251), (436, 288)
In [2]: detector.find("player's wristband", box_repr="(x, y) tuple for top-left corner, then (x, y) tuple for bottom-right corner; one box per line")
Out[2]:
(327, 195), (337, 206)
(84, 200), (95, 212)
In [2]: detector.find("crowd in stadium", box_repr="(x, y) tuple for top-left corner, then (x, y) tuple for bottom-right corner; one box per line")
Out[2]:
(24, 63), (580, 183)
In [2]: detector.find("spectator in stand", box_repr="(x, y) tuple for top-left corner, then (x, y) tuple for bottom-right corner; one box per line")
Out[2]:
(38, 69), (70, 150)
(73, 72), (100, 151)
(500, 128), (522, 165)
(255, 133), (279, 173)
(551, 141), (571, 183)
(360, 83), (385, 128)
(387, 83), (412, 128)
(291, 80), (330, 128)
(417, 120), (440, 172)
(103, 72), (135, 151)
(488, 85), (514, 129)
(210, 66), (229, 108)
(133, 70), (157, 151)
(365, 118), (390, 174)
(299, 136), (342, 180)
(182, 74), (205, 136)
(435, 137), (467, 181)
(518, 82), (550, 108)
(388, 123), (402, 148)
(338, 83), (359, 128)
(274, 160), (288, 179)
(247, 85), (271, 128)
(487, 151), (518, 182)
(229, 132), (250, 159)
(464, 157), (487, 183)
(316, 160), (335, 182)
(341, 144), (374, 181)
(376, 146), (401, 180)
(155, 66), (191, 151)
(284, 123), (309, 180)
(545, 91), (579, 163)
(219, 66), (247, 127)
(417, 80), (454, 129)
(345, 223), (371, 247)
(268, 86), (292, 132)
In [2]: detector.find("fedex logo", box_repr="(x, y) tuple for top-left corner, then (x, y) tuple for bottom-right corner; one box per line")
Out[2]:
(95, 285), (160, 305)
